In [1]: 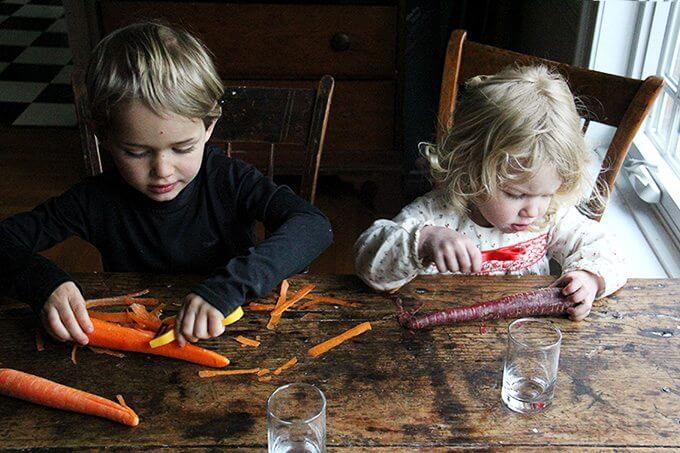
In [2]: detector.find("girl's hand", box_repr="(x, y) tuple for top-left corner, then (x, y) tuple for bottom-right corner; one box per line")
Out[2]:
(175, 293), (225, 347)
(551, 270), (604, 321)
(418, 226), (482, 274)
(41, 281), (93, 345)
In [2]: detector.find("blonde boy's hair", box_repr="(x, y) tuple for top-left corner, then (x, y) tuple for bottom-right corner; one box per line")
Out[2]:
(86, 21), (224, 134)
(426, 65), (605, 224)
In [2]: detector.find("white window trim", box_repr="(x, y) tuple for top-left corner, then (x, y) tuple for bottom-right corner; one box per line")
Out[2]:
(589, 1), (680, 277)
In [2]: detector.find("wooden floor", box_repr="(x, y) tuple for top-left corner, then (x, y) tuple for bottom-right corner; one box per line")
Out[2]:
(0, 126), (381, 275)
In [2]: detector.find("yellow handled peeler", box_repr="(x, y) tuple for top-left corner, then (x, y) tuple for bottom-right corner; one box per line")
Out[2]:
(149, 306), (244, 348)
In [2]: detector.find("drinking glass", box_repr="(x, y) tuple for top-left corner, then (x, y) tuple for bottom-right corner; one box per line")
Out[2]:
(501, 318), (562, 413)
(267, 383), (326, 453)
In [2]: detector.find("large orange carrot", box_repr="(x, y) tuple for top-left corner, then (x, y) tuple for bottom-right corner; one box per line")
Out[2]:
(87, 318), (229, 368)
(0, 368), (138, 426)
(308, 322), (372, 358)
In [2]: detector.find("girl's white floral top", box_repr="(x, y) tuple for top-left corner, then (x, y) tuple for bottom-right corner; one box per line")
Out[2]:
(354, 189), (627, 296)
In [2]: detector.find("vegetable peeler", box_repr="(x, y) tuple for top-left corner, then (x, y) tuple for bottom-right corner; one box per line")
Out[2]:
(149, 306), (244, 348)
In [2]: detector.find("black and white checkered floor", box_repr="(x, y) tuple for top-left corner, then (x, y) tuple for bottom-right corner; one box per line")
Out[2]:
(0, 0), (75, 126)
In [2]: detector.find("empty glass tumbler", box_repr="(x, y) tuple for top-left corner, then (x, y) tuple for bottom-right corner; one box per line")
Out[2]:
(501, 318), (562, 413)
(267, 383), (326, 453)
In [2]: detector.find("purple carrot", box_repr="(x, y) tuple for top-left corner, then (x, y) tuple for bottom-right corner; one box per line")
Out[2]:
(397, 287), (573, 330)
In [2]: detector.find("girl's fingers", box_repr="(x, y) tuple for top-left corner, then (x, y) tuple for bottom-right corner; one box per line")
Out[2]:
(569, 301), (592, 321)
(175, 308), (186, 347)
(434, 253), (448, 273)
(455, 247), (471, 274)
(443, 251), (459, 273)
(59, 307), (89, 345)
(562, 279), (582, 296)
(568, 287), (588, 305)
(467, 244), (482, 273)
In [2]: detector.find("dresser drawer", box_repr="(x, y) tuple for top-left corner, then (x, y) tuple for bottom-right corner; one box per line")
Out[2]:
(99, 1), (397, 79)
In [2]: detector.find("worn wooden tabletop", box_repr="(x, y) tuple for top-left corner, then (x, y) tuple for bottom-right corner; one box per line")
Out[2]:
(0, 273), (678, 451)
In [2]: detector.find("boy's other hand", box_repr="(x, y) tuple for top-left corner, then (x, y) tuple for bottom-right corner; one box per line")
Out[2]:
(551, 270), (603, 321)
(418, 226), (482, 274)
(175, 293), (225, 347)
(41, 281), (93, 345)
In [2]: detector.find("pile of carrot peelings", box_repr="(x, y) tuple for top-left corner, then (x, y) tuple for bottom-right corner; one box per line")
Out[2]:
(266, 280), (315, 330)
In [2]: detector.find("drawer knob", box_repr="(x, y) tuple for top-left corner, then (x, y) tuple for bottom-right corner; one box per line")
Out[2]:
(331, 32), (351, 51)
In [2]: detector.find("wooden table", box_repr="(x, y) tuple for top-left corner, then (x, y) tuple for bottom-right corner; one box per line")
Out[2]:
(1, 273), (678, 451)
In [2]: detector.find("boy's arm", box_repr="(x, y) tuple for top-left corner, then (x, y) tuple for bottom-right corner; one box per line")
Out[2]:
(547, 206), (627, 298)
(354, 192), (443, 291)
(191, 168), (333, 316)
(0, 186), (90, 311)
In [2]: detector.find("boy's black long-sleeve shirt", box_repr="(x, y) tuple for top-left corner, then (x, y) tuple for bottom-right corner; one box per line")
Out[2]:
(0, 146), (333, 315)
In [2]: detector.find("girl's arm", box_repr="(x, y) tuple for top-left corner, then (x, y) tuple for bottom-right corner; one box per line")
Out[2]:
(191, 165), (333, 316)
(547, 206), (627, 298)
(354, 191), (447, 291)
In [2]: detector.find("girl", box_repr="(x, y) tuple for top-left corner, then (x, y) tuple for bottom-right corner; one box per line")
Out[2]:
(0, 22), (333, 346)
(354, 65), (626, 321)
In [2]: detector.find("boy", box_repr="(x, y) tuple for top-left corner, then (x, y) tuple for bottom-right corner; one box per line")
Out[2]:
(0, 22), (333, 346)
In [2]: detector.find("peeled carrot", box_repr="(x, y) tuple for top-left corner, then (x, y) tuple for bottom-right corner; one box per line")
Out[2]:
(235, 336), (261, 348)
(273, 357), (298, 375)
(0, 368), (139, 426)
(308, 322), (372, 358)
(299, 296), (360, 310)
(198, 368), (261, 378)
(397, 287), (573, 330)
(87, 318), (229, 368)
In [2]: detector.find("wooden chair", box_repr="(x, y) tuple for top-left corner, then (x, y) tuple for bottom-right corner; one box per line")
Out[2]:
(72, 71), (335, 206)
(437, 30), (663, 220)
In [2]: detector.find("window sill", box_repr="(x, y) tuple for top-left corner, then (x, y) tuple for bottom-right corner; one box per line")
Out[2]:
(617, 132), (680, 277)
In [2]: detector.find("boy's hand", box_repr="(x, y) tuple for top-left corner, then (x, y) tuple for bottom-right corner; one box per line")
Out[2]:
(551, 270), (604, 321)
(41, 281), (93, 345)
(175, 293), (225, 346)
(418, 226), (482, 274)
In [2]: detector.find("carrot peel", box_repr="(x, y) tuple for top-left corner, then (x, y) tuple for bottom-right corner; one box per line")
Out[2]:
(0, 368), (139, 426)
(235, 336), (261, 348)
(308, 322), (372, 358)
(273, 357), (298, 375)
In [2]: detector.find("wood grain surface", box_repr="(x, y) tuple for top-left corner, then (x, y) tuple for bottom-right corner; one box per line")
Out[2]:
(0, 274), (678, 450)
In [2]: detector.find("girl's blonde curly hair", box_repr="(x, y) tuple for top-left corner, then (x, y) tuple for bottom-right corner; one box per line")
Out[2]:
(425, 65), (606, 226)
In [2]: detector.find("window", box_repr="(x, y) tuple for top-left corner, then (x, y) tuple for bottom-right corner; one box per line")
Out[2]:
(644, 2), (680, 178)
(588, 1), (680, 277)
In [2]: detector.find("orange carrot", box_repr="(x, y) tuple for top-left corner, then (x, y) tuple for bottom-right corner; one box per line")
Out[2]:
(246, 302), (276, 311)
(235, 336), (261, 348)
(273, 357), (298, 375)
(308, 322), (372, 358)
(0, 368), (139, 426)
(198, 368), (261, 378)
(87, 318), (229, 368)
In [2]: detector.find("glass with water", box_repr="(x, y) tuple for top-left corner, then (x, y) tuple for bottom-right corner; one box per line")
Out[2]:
(501, 318), (562, 413)
(267, 383), (326, 453)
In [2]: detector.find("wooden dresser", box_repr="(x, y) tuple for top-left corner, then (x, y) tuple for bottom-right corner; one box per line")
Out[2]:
(65, 0), (404, 213)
